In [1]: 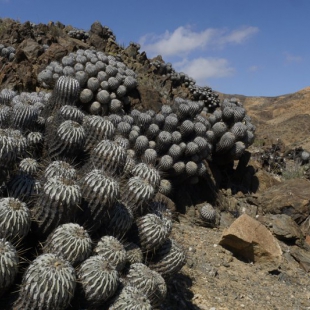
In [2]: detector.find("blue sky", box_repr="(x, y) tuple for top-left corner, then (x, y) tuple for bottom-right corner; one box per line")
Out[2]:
(1, 0), (309, 97)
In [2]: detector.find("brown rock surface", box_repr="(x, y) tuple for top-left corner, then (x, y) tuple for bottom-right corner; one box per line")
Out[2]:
(258, 178), (310, 223)
(258, 214), (302, 242)
(219, 214), (282, 265)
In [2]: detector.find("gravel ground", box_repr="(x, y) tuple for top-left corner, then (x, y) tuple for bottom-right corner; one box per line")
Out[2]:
(163, 214), (310, 310)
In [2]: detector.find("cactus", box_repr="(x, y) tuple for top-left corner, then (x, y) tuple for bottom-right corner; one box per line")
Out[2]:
(94, 235), (127, 271)
(200, 203), (216, 223)
(148, 238), (186, 279)
(124, 242), (144, 265)
(0, 197), (31, 241)
(47, 120), (86, 159)
(136, 213), (171, 251)
(80, 169), (119, 230)
(14, 253), (76, 310)
(125, 263), (166, 307)
(89, 139), (127, 176)
(104, 201), (134, 237)
(109, 285), (152, 310)
(0, 238), (19, 298)
(131, 162), (161, 189)
(31, 176), (81, 235)
(120, 176), (155, 213)
(46, 76), (80, 113)
(43, 223), (92, 266)
(77, 255), (119, 305)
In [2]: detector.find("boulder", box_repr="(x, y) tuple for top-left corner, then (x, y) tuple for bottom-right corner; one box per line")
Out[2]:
(258, 178), (310, 223)
(219, 214), (282, 265)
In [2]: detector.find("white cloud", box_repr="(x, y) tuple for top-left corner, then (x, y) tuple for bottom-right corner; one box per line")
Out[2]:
(175, 57), (235, 85)
(139, 25), (259, 58)
(248, 65), (260, 72)
(217, 26), (259, 45)
(284, 52), (302, 63)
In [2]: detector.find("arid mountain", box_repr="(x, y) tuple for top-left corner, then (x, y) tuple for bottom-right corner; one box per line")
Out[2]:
(220, 87), (310, 151)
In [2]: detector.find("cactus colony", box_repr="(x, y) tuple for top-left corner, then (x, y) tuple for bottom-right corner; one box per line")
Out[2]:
(0, 41), (256, 309)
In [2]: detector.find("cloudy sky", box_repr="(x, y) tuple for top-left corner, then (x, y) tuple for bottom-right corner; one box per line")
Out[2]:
(1, 0), (309, 96)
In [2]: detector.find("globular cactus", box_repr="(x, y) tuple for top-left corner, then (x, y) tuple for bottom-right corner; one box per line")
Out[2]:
(57, 104), (85, 124)
(103, 201), (134, 238)
(233, 106), (246, 122)
(200, 203), (216, 223)
(134, 135), (149, 157)
(124, 242), (144, 265)
(89, 139), (127, 176)
(124, 263), (167, 308)
(163, 115), (179, 132)
(94, 235), (127, 271)
(7, 174), (41, 200)
(131, 162), (161, 190)
(211, 121), (228, 140)
(216, 132), (236, 153)
(77, 255), (119, 305)
(11, 103), (39, 130)
(185, 161), (198, 176)
(31, 176), (81, 235)
(0, 197), (31, 242)
(172, 161), (186, 175)
(14, 253), (76, 310)
(148, 238), (186, 279)
(0, 129), (26, 167)
(136, 213), (171, 251)
(0, 105), (12, 128)
(145, 123), (160, 140)
(158, 155), (174, 171)
(156, 131), (172, 154)
(46, 76), (80, 113)
(43, 223), (92, 266)
(47, 120), (86, 160)
(141, 148), (158, 166)
(230, 122), (247, 140)
(0, 238), (19, 298)
(116, 121), (132, 137)
(109, 285), (152, 310)
(80, 169), (119, 230)
(120, 176), (155, 213)
(44, 160), (77, 181)
(83, 115), (115, 152)
(158, 179), (173, 196)
(19, 158), (39, 175)
(229, 141), (246, 159)
(180, 120), (194, 137)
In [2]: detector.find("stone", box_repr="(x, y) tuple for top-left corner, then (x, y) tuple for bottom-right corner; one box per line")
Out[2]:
(258, 178), (310, 224)
(219, 214), (282, 265)
(258, 214), (302, 243)
(18, 38), (44, 63)
(289, 246), (310, 272)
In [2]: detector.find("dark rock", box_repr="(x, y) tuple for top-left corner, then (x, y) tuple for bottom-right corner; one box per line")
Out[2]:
(289, 246), (310, 272)
(258, 178), (310, 224)
(17, 38), (44, 63)
(258, 214), (302, 243)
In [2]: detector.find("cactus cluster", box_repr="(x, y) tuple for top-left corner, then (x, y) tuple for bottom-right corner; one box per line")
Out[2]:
(0, 74), (189, 309)
(67, 28), (90, 41)
(38, 48), (138, 116)
(0, 44), (15, 61)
